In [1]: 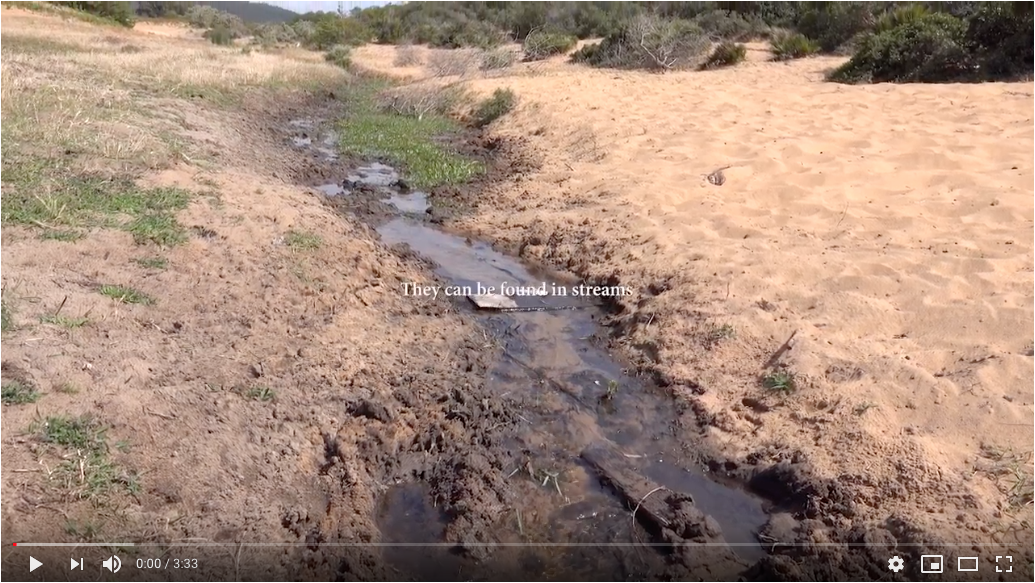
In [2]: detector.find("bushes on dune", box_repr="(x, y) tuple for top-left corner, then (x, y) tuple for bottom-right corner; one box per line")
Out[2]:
(770, 32), (820, 61)
(701, 41), (748, 69)
(830, 4), (1033, 84)
(571, 15), (710, 72)
(522, 29), (577, 61)
(324, 45), (352, 70)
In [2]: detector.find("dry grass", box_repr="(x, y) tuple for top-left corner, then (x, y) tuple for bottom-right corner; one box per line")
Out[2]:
(426, 48), (481, 78)
(1, 10), (349, 232)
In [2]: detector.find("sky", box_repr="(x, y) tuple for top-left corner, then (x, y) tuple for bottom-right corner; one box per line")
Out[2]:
(262, 1), (403, 14)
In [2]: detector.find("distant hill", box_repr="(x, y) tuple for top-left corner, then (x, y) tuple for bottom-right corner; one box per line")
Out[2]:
(195, 1), (297, 23)
(131, 1), (300, 23)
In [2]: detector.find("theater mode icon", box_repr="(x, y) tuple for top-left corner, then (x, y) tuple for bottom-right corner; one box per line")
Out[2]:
(957, 557), (979, 572)
(921, 555), (944, 574)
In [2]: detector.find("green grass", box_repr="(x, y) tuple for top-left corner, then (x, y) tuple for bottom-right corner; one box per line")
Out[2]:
(0, 33), (82, 55)
(36, 414), (107, 450)
(472, 88), (517, 128)
(2, 380), (41, 405)
(41, 314), (89, 328)
(245, 385), (275, 402)
(337, 81), (484, 190)
(1, 299), (13, 334)
(134, 256), (168, 269)
(41, 229), (85, 242)
(125, 212), (187, 246)
(285, 230), (322, 250)
(0, 159), (191, 247)
(99, 285), (154, 305)
(762, 370), (797, 393)
(33, 414), (138, 499)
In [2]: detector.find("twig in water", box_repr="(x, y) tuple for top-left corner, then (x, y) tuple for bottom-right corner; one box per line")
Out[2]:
(631, 486), (669, 529)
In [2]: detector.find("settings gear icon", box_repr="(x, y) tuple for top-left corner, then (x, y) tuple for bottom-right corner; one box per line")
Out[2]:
(888, 556), (906, 573)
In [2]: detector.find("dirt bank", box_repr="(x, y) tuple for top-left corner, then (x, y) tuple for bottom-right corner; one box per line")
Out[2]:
(350, 42), (1035, 579)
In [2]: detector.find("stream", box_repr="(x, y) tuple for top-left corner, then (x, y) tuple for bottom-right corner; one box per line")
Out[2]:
(292, 121), (770, 581)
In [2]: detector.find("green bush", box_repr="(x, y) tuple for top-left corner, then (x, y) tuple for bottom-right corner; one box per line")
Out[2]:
(311, 16), (371, 49)
(701, 41), (747, 69)
(522, 29), (577, 61)
(572, 15), (710, 72)
(55, 1), (134, 27)
(324, 45), (352, 70)
(694, 9), (759, 41)
(185, 5), (244, 35)
(770, 32), (820, 61)
(428, 19), (506, 49)
(874, 3), (931, 34)
(204, 25), (235, 46)
(253, 22), (299, 46)
(964, 2), (1034, 79)
(829, 12), (971, 83)
(472, 88), (517, 128)
(794, 2), (878, 53)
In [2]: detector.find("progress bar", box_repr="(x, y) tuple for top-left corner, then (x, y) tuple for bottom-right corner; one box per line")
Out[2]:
(11, 542), (1030, 547)
(13, 543), (135, 547)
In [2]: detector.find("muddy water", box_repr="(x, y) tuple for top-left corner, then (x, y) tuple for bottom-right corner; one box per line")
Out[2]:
(293, 121), (768, 578)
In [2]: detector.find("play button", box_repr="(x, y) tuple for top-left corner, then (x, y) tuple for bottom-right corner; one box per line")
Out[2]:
(29, 556), (42, 572)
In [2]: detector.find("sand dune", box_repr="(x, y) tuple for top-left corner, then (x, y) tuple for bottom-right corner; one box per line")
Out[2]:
(355, 43), (1034, 538)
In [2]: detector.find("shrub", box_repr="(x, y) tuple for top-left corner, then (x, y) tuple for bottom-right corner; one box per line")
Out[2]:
(55, 1), (134, 27)
(572, 15), (710, 72)
(694, 9), (757, 41)
(829, 12), (971, 84)
(324, 45), (352, 70)
(253, 23), (299, 46)
(874, 3), (931, 34)
(376, 83), (471, 120)
(480, 47), (517, 71)
(426, 19), (506, 50)
(472, 88), (516, 128)
(311, 16), (371, 49)
(770, 32), (820, 61)
(522, 29), (577, 61)
(186, 5), (243, 33)
(394, 45), (424, 66)
(964, 2), (1034, 79)
(701, 41), (747, 69)
(794, 2), (878, 53)
(204, 25), (235, 46)
(427, 49), (478, 77)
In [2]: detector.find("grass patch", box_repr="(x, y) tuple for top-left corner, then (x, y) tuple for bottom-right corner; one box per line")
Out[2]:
(0, 169), (191, 247)
(285, 230), (322, 250)
(99, 284), (154, 306)
(762, 370), (797, 393)
(472, 88), (516, 128)
(337, 81), (484, 189)
(1, 298), (13, 334)
(41, 314), (89, 328)
(245, 385), (275, 402)
(978, 444), (1035, 511)
(770, 33), (820, 61)
(56, 382), (80, 395)
(2, 380), (41, 405)
(134, 257), (168, 269)
(33, 414), (138, 499)
(125, 212), (187, 246)
(40, 229), (85, 242)
(701, 41), (748, 69)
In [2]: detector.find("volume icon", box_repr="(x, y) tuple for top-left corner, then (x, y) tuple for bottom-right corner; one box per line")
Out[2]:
(102, 555), (121, 573)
